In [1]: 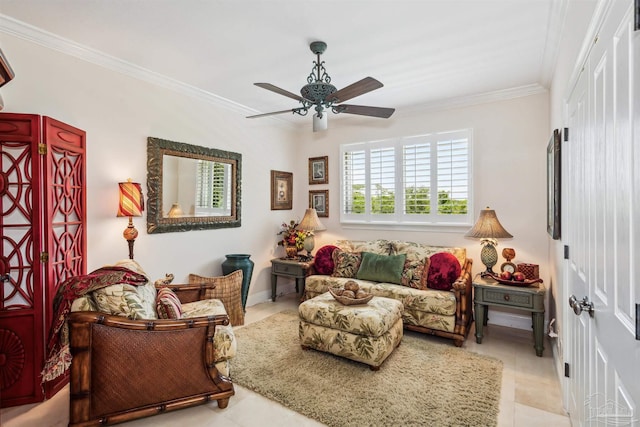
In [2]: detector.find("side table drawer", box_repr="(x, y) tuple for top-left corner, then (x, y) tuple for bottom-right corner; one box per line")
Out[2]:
(484, 289), (533, 309)
(273, 262), (302, 276)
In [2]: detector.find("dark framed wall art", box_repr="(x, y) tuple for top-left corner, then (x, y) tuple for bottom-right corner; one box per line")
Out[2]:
(309, 190), (329, 217)
(547, 129), (561, 240)
(308, 156), (328, 185)
(271, 170), (293, 210)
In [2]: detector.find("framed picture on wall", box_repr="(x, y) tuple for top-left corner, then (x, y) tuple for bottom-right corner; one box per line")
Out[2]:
(308, 156), (328, 185)
(309, 190), (329, 217)
(547, 129), (561, 239)
(271, 170), (293, 210)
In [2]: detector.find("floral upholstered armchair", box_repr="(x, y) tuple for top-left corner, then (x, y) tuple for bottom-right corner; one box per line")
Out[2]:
(50, 260), (238, 426)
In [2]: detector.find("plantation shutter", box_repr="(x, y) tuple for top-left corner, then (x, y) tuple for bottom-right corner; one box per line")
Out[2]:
(342, 148), (366, 215)
(403, 141), (431, 214)
(436, 136), (469, 215)
(370, 147), (395, 214)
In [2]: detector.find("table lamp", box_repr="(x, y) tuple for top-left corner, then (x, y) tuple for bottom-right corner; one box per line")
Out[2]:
(117, 179), (144, 260)
(465, 207), (512, 276)
(298, 208), (326, 259)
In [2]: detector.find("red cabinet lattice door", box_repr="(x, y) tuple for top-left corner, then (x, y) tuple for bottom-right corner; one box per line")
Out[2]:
(0, 113), (86, 407)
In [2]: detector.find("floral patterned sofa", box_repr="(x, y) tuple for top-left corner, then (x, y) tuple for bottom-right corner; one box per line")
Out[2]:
(303, 240), (473, 346)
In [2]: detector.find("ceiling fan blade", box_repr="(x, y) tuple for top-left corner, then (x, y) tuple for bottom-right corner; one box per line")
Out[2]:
(246, 109), (301, 119)
(254, 83), (306, 102)
(325, 77), (383, 103)
(337, 104), (395, 119)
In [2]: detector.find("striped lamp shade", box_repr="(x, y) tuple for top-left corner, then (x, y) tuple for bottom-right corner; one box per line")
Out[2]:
(117, 179), (144, 217)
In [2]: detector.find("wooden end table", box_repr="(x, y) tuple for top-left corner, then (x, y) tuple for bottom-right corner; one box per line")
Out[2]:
(473, 274), (546, 356)
(270, 257), (313, 301)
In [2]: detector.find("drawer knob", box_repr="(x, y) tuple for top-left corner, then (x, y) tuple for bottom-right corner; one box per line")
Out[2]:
(504, 294), (510, 302)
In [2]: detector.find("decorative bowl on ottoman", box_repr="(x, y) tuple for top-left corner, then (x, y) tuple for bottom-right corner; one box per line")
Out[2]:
(328, 281), (373, 305)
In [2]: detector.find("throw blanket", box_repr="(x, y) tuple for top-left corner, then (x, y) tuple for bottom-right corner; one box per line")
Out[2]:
(41, 266), (148, 383)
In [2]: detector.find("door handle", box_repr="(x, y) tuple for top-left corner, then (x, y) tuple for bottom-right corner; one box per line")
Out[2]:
(0, 274), (10, 282)
(568, 295), (594, 318)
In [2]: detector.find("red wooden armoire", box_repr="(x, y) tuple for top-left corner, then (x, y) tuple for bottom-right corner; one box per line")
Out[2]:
(0, 113), (86, 407)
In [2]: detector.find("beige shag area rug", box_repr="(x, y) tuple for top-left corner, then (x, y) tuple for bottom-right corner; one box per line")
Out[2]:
(230, 310), (502, 427)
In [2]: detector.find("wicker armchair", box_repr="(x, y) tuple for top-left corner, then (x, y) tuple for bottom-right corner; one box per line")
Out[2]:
(68, 280), (236, 426)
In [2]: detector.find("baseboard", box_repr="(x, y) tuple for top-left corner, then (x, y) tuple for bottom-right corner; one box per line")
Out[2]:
(246, 283), (297, 308)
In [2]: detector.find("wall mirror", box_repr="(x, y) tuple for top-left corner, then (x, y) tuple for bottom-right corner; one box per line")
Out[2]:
(147, 137), (241, 233)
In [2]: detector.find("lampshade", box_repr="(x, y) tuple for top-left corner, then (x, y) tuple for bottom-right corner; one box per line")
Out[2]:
(117, 179), (144, 217)
(464, 207), (512, 239)
(298, 208), (326, 231)
(167, 202), (183, 218)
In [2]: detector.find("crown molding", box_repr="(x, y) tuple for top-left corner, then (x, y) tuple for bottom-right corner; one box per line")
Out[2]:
(0, 14), (258, 116)
(396, 83), (548, 117)
(539, 0), (569, 87)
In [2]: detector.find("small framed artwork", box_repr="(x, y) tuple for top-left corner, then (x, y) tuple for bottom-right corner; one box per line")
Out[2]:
(309, 190), (329, 217)
(271, 170), (293, 210)
(0, 48), (15, 88)
(547, 129), (561, 239)
(308, 156), (328, 185)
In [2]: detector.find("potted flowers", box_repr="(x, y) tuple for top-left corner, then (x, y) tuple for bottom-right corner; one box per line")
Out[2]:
(277, 220), (312, 258)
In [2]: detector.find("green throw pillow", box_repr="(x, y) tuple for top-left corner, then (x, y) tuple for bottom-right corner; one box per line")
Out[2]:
(356, 252), (406, 285)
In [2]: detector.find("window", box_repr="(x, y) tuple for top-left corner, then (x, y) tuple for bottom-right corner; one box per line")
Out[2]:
(340, 129), (472, 226)
(195, 159), (231, 215)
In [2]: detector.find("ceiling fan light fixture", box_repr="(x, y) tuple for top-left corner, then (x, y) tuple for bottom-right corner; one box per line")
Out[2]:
(249, 41), (394, 130)
(313, 112), (328, 132)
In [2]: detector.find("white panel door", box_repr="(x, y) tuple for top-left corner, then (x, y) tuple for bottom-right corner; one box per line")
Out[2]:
(565, 1), (639, 425)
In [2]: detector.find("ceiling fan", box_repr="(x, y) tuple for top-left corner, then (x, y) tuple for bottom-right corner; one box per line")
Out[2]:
(247, 41), (395, 131)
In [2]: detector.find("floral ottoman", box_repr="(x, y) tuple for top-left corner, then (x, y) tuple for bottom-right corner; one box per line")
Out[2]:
(298, 292), (404, 370)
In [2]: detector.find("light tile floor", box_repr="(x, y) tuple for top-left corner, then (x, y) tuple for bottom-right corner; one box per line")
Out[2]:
(1, 293), (571, 427)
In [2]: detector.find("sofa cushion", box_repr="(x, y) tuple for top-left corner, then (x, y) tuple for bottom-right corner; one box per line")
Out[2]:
(425, 252), (461, 291)
(401, 257), (430, 290)
(389, 240), (466, 266)
(188, 270), (244, 326)
(156, 287), (182, 319)
(92, 283), (156, 320)
(182, 299), (237, 363)
(356, 252), (406, 285)
(331, 249), (362, 278)
(314, 245), (338, 275)
(335, 239), (392, 255)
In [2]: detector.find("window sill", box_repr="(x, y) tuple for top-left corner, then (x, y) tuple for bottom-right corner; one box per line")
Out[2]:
(340, 221), (472, 234)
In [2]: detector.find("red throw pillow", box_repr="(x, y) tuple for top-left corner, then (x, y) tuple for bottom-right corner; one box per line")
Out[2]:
(314, 245), (338, 275)
(425, 252), (461, 291)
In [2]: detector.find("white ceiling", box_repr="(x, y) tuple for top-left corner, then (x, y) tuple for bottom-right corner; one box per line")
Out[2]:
(0, 0), (562, 127)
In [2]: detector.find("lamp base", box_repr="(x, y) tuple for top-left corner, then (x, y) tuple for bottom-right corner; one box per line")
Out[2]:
(480, 243), (498, 277)
(303, 235), (315, 258)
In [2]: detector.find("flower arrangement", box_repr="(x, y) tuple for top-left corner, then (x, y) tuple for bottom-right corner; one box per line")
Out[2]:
(277, 220), (312, 251)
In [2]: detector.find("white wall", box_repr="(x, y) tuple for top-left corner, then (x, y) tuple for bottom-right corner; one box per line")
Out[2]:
(293, 92), (551, 326)
(0, 34), (302, 306)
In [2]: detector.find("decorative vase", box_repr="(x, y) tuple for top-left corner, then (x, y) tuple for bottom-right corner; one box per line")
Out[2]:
(221, 254), (254, 312)
(285, 245), (298, 259)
